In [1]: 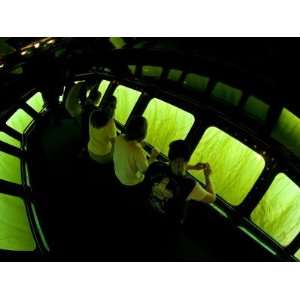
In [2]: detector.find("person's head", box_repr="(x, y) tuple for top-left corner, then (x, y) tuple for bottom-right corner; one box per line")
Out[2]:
(168, 140), (191, 177)
(125, 116), (147, 142)
(101, 95), (117, 115)
(90, 107), (113, 129)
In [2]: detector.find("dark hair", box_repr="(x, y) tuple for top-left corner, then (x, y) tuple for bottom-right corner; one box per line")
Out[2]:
(125, 116), (147, 141)
(102, 95), (117, 112)
(168, 140), (191, 162)
(90, 108), (113, 128)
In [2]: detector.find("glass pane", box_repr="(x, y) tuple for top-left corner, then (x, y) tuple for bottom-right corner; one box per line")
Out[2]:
(6, 109), (33, 134)
(211, 82), (242, 106)
(0, 131), (20, 148)
(113, 85), (142, 125)
(26, 92), (45, 113)
(128, 65), (136, 75)
(0, 151), (21, 184)
(0, 193), (35, 251)
(109, 37), (126, 49)
(97, 80), (111, 106)
(183, 73), (209, 92)
(271, 108), (300, 158)
(167, 69), (182, 81)
(189, 127), (265, 206)
(143, 98), (195, 155)
(244, 96), (270, 122)
(142, 66), (163, 78)
(295, 249), (300, 260)
(251, 173), (300, 246)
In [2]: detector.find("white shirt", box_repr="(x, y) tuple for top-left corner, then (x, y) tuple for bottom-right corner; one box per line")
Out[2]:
(88, 118), (116, 156)
(113, 135), (149, 186)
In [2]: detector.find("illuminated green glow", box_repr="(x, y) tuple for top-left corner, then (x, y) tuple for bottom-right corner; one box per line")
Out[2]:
(97, 80), (110, 107)
(251, 173), (300, 246)
(26, 92), (45, 113)
(0, 193), (36, 251)
(143, 98), (195, 155)
(25, 162), (30, 187)
(0, 151), (21, 184)
(167, 69), (183, 81)
(238, 226), (277, 255)
(295, 249), (300, 260)
(244, 96), (270, 122)
(113, 85), (142, 125)
(109, 37), (126, 49)
(211, 82), (242, 106)
(210, 204), (229, 218)
(128, 65), (136, 75)
(6, 109), (33, 134)
(0, 131), (20, 148)
(183, 73), (209, 92)
(31, 202), (49, 251)
(271, 108), (300, 158)
(189, 127), (265, 206)
(142, 66), (163, 78)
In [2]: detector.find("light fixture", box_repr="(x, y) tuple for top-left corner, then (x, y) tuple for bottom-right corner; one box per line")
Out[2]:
(33, 42), (40, 49)
(21, 50), (27, 56)
(0, 63), (4, 69)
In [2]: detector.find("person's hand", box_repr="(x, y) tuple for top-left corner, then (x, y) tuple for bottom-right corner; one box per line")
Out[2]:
(204, 163), (212, 177)
(140, 140), (147, 148)
(150, 147), (160, 158)
(192, 162), (206, 170)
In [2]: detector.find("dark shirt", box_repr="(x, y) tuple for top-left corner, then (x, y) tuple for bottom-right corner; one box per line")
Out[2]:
(144, 161), (196, 223)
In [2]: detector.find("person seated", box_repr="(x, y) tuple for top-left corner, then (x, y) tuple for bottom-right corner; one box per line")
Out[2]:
(113, 116), (160, 186)
(144, 140), (216, 224)
(87, 96), (117, 164)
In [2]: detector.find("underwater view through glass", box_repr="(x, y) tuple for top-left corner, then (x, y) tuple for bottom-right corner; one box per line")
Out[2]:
(251, 173), (300, 246)
(0, 193), (35, 251)
(271, 108), (300, 158)
(0, 131), (20, 148)
(26, 92), (45, 113)
(97, 79), (111, 106)
(143, 98), (195, 155)
(189, 127), (265, 206)
(0, 151), (21, 185)
(113, 85), (142, 125)
(6, 109), (33, 134)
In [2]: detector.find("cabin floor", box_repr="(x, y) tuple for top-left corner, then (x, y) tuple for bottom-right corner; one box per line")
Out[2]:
(27, 108), (280, 261)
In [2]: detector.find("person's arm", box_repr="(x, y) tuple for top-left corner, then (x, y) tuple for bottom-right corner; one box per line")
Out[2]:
(148, 147), (160, 165)
(186, 163), (216, 203)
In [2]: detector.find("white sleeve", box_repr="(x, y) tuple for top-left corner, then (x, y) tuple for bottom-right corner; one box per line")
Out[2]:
(186, 182), (210, 202)
(135, 146), (149, 174)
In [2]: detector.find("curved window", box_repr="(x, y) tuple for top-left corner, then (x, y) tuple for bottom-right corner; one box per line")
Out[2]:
(189, 127), (265, 206)
(211, 82), (242, 106)
(183, 73), (209, 92)
(251, 173), (300, 247)
(97, 80), (111, 106)
(295, 249), (300, 260)
(0, 151), (21, 184)
(113, 85), (142, 125)
(0, 193), (36, 251)
(143, 98), (195, 155)
(271, 108), (300, 158)
(26, 92), (45, 113)
(167, 69), (182, 82)
(142, 66), (163, 78)
(243, 96), (270, 123)
(0, 131), (20, 148)
(6, 109), (33, 134)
